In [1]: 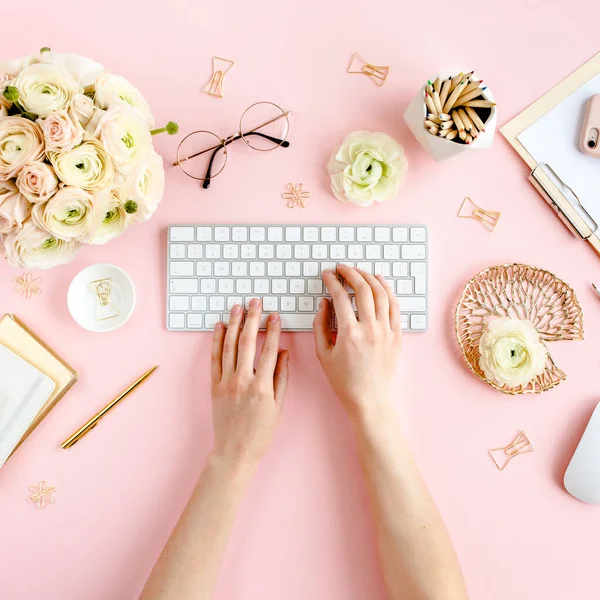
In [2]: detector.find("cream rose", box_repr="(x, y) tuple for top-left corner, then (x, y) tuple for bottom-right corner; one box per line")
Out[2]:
(68, 93), (95, 127)
(327, 131), (408, 206)
(38, 109), (84, 151)
(31, 186), (95, 241)
(41, 52), (103, 88)
(0, 117), (45, 180)
(0, 180), (30, 234)
(48, 138), (113, 191)
(94, 105), (151, 174)
(86, 185), (129, 245)
(94, 73), (154, 126)
(16, 161), (58, 203)
(12, 63), (82, 117)
(124, 151), (165, 221)
(479, 318), (547, 388)
(3, 219), (80, 269)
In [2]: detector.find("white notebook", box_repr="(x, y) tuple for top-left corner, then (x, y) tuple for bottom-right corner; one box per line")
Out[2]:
(0, 344), (55, 466)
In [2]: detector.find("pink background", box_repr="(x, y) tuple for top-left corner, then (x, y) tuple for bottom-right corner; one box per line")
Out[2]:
(1, 1), (600, 598)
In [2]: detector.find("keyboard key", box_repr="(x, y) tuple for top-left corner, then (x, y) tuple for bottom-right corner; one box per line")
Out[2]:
(392, 227), (408, 242)
(279, 313), (315, 329)
(170, 296), (190, 311)
(374, 262), (390, 276)
(410, 227), (426, 242)
(312, 245), (327, 259)
(357, 261), (372, 273)
(241, 244), (257, 259)
(285, 262), (301, 277)
(210, 296), (225, 311)
(187, 244), (203, 259)
(236, 279), (252, 294)
(339, 261), (355, 268)
(244, 297), (254, 309)
(365, 245), (382, 259)
(227, 296), (242, 310)
(201, 279), (216, 294)
(321, 262), (336, 273)
(169, 313), (185, 328)
(204, 314), (221, 329)
(170, 244), (185, 259)
(397, 297), (426, 312)
(290, 279), (306, 294)
(192, 296), (207, 311)
(170, 279), (198, 294)
(254, 279), (270, 294)
(232, 226), (248, 241)
(214, 227), (230, 241)
(280, 296), (296, 311)
(197, 262), (212, 276)
(272, 279), (288, 294)
(396, 279), (413, 295)
(214, 262), (230, 276)
(383, 245), (400, 260)
(170, 226), (194, 242)
(347, 245), (364, 260)
(222, 244), (238, 259)
(339, 227), (354, 242)
(357, 227), (372, 241)
(410, 314), (427, 330)
(308, 279), (323, 294)
(196, 227), (212, 241)
(374, 227), (390, 242)
(294, 244), (310, 259)
(401, 314), (409, 331)
(303, 227), (319, 241)
(267, 226), (283, 241)
(268, 262), (283, 276)
(205, 244), (221, 259)
(277, 244), (292, 259)
(259, 244), (274, 259)
(298, 296), (314, 312)
(303, 262), (319, 276)
(231, 262), (247, 276)
(411, 262), (427, 294)
(263, 296), (278, 311)
(218, 279), (234, 294)
(286, 226), (301, 241)
(330, 245), (345, 259)
(402, 245), (426, 260)
(187, 314), (203, 329)
(250, 226), (266, 241)
(249, 262), (266, 276)
(321, 227), (337, 241)
(170, 261), (194, 276)
(393, 262), (408, 277)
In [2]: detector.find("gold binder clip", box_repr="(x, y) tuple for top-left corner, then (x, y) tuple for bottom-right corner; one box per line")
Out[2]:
(347, 53), (390, 87)
(457, 196), (501, 232)
(203, 56), (235, 98)
(488, 431), (534, 471)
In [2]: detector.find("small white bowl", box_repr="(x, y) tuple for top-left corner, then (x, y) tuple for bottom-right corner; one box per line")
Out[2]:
(67, 263), (136, 333)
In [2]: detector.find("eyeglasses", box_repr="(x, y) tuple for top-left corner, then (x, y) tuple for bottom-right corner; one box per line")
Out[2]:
(173, 101), (291, 189)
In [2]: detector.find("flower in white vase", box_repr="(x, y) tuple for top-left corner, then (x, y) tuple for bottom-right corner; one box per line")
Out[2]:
(327, 130), (407, 207)
(16, 161), (58, 203)
(478, 317), (547, 388)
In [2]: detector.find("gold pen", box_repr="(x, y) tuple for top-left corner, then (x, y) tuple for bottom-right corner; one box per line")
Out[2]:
(61, 366), (158, 449)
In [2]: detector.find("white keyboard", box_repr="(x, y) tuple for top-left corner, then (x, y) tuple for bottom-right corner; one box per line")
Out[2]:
(167, 224), (428, 332)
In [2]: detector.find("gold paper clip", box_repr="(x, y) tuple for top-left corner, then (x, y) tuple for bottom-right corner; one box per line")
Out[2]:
(283, 182), (310, 208)
(347, 53), (390, 87)
(457, 196), (501, 232)
(203, 56), (235, 98)
(88, 278), (120, 321)
(488, 431), (534, 471)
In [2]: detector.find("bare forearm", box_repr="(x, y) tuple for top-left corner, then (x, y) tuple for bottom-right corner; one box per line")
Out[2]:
(352, 405), (468, 600)
(140, 454), (254, 600)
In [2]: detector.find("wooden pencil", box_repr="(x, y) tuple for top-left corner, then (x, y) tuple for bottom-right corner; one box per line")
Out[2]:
(425, 92), (437, 114)
(426, 82), (434, 95)
(446, 129), (459, 141)
(439, 113), (452, 121)
(451, 110), (465, 132)
(458, 80), (483, 99)
(439, 120), (455, 130)
(465, 106), (486, 131)
(433, 76), (442, 93)
(438, 128), (449, 137)
(461, 99), (495, 108)
(454, 87), (485, 106)
(428, 125), (440, 135)
(432, 90), (443, 114)
(427, 114), (442, 125)
(443, 78), (468, 113)
(459, 129), (467, 141)
(457, 108), (473, 132)
(439, 78), (452, 106)
(449, 72), (464, 93)
(465, 133), (473, 145)
(424, 119), (439, 129)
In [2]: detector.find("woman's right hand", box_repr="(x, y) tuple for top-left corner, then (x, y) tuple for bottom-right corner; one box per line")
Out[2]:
(313, 264), (402, 422)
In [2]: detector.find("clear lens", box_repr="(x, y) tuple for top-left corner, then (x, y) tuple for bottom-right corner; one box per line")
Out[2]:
(176, 131), (227, 181)
(240, 102), (289, 151)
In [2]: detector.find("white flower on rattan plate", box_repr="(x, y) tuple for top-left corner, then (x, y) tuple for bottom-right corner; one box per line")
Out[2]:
(327, 130), (407, 206)
(28, 481), (56, 509)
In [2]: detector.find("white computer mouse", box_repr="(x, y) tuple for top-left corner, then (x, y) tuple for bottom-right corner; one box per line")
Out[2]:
(564, 401), (600, 504)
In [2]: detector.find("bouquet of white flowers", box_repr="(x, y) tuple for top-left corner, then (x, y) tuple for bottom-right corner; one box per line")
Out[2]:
(0, 48), (177, 269)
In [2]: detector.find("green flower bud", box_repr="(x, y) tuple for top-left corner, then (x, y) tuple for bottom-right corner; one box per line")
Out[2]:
(40, 47), (51, 54)
(124, 200), (138, 214)
(3, 86), (19, 103)
(150, 121), (179, 136)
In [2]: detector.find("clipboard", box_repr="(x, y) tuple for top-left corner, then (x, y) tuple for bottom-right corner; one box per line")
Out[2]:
(501, 52), (600, 257)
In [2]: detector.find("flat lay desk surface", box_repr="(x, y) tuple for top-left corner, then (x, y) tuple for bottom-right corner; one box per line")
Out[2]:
(2, 1), (600, 599)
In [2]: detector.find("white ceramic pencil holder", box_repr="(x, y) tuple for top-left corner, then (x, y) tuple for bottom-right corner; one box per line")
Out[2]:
(403, 69), (497, 162)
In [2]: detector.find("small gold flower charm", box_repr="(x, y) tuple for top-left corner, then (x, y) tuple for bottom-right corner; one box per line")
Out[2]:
(283, 183), (310, 209)
(15, 272), (41, 300)
(29, 481), (56, 509)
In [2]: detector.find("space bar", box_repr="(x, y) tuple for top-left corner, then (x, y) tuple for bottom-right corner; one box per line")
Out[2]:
(279, 314), (315, 330)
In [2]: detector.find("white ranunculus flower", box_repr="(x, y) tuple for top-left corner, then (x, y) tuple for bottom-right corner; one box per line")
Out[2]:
(124, 151), (165, 221)
(94, 73), (154, 126)
(479, 318), (547, 388)
(0, 73), (12, 109)
(94, 105), (151, 174)
(68, 93), (95, 127)
(31, 185), (95, 241)
(16, 161), (59, 203)
(86, 184), (129, 245)
(3, 219), (80, 269)
(41, 52), (103, 88)
(0, 116), (45, 180)
(0, 180), (30, 235)
(12, 63), (82, 117)
(48, 138), (114, 191)
(327, 130), (408, 207)
(1, 55), (39, 77)
(38, 109), (84, 151)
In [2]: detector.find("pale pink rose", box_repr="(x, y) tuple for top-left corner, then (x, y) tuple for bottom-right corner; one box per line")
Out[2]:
(0, 181), (31, 235)
(16, 162), (59, 203)
(68, 93), (95, 127)
(38, 109), (84, 151)
(0, 73), (12, 108)
(3, 219), (80, 269)
(0, 117), (45, 180)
